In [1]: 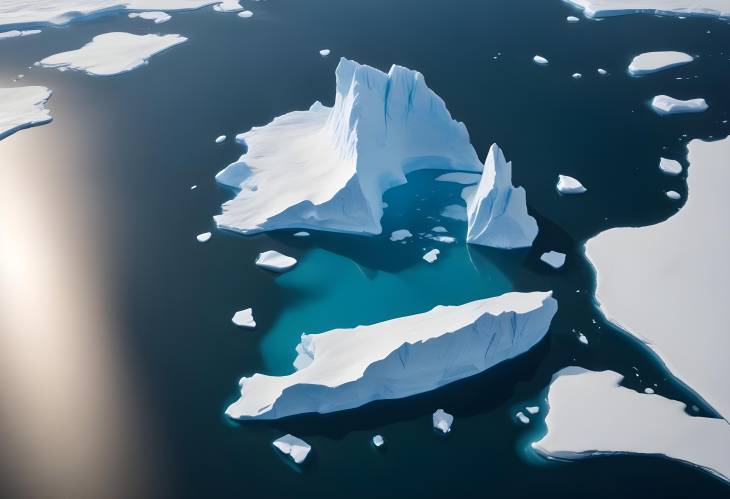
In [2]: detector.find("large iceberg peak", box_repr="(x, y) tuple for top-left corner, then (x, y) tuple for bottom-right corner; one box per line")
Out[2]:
(465, 144), (538, 249)
(214, 57), (482, 236)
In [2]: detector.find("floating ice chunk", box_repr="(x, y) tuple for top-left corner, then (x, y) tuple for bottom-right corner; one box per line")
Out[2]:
(556, 174), (587, 194)
(39, 32), (187, 76)
(540, 251), (566, 269)
(214, 0), (244, 12)
(232, 308), (255, 328)
(293, 231), (310, 237)
(255, 250), (297, 272)
(0, 29), (41, 40)
(433, 409), (454, 434)
(465, 144), (538, 249)
(532, 368), (730, 482)
(215, 134), (226, 144)
(628, 51), (693, 76)
(651, 95), (708, 115)
(190, 184), (197, 190)
(572, 72), (582, 79)
(515, 411), (530, 424)
(128, 11), (171, 23)
(659, 157), (682, 175)
(238, 10), (253, 18)
(372, 434), (385, 447)
(533, 55), (549, 65)
(427, 235), (456, 244)
(566, 15), (580, 21)
(390, 229), (413, 242)
(562, 0), (730, 19)
(431, 226), (447, 233)
(214, 58), (481, 236)
(423, 248), (440, 263)
(0, 86), (52, 140)
(319, 49), (331, 57)
(526, 406), (540, 415)
(666, 190), (681, 200)
(196, 232), (212, 242)
(578, 333), (588, 344)
(435, 172), (482, 185)
(225, 292), (558, 419)
(644, 387), (655, 394)
(272, 434), (311, 464)
(441, 204), (467, 221)
(597, 68), (608, 75)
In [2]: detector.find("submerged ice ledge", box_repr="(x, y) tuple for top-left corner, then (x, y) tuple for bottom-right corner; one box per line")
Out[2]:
(226, 291), (557, 420)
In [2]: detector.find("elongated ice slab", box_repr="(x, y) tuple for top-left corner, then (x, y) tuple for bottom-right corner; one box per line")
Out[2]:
(214, 58), (481, 236)
(128, 10), (170, 23)
(255, 250), (297, 272)
(564, 0), (730, 18)
(533, 367), (730, 482)
(628, 51), (693, 76)
(272, 434), (311, 464)
(225, 291), (557, 420)
(0, 86), (52, 140)
(0, 29), (41, 39)
(40, 32), (187, 76)
(651, 95), (708, 115)
(556, 174), (587, 194)
(435, 172), (481, 185)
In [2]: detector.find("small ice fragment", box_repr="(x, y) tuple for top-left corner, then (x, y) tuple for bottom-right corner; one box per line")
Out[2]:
(533, 55), (549, 65)
(566, 15), (580, 22)
(429, 235), (456, 244)
(238, 10), (254, 18)
(572, 73), (582, 79)
(557, 174), (587, 194)
(431, 226), (447, 233)
(423, 249), (440, 263)
(666, 190), (681, 200)
(578, 333), (589, 345)
(255, 250), (297, 272)
(526, 406), (540, 415)
(515, 411), (530, 424)
(272, 434), (311, 464)
(597, 68), (608, 75)
(644, 387), (655, 394)
(293, 231), (310, 237)
(319, 49), (331, 57)
(232, 308), (256, 328)
(215, 135), (226, 144)
(372, 435), (385, 447)
(659, 158), (682, 175)
(190, 185), (197, 190)
(390, 229), (413, 242)
(433, 409), (453, 434)
(196, 232), (212, 243)
(540, 251), (566, 269)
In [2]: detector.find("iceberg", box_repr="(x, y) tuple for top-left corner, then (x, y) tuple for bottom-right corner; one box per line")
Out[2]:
(390, 229), (413, 242)
(255, 250), (297, 272)
(465, 144), (538, 249)
(597, 68), (608, 75)
(0, 86), (52, 140)
(563, 0), (730, 18)
(225, 291), (557, 420)
(566, 15), (581, 21)
(196, 231), (211, 242)
(515, 411), (530, 424)
(215, 134), (226, 143)
(533, 55), (549, 65)
(128, 10), (170, 23)
(319, 49), (331, 57)
(578, 333), (588, 344)
(272, 434), (311, 464)
(540, 251), (566, 269)
(556, 174), (587, 194)
(526, 406), (540, 415)
(650, 95), (708, 115)
(532, 367), (730, 483)
(659, 157), (682, 175)
(665, 190), (681, 200)
(628, 51), (693, 76)
(39, 32), (187, 76)
(433, 409), (454, 434)
(232, 308), (255, 328)
(422, 248), (440, 263)
(435, 172), (481, 185)
(372, 434), (385, 447)
(213, 58), (482, 236)
(572, 73), (582, 79)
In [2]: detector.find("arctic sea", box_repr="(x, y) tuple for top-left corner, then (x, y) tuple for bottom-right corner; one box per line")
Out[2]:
(1, 0), (729, 498)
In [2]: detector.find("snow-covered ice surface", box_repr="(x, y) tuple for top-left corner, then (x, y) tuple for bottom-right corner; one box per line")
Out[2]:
(556, 174), (587, 194)
(232, 308), (255, 328)
(433, 409), (454, 434)
(540, 251), (566, 269)
(214, 58), (481, 236)
(564, 0), (730, 18)
(422, 248), (440, 263)
(255, 250), (297, 272)
(39, 32), (187, 76)
(628, 51), (693, 76)
(465, 144), (538, 249)
(532, 367), (730, 482)
(272, 434), (311, 464)
(651, 95), (708, 115)
(0, 86), (52, 140)
(585, 137), (730, 426)
(225, 292), (557, 420)
(435, 172), (481, 185)
(659, 157), (682, 175)
(128, 10), (170, 23)
(0, 29), (40, 39)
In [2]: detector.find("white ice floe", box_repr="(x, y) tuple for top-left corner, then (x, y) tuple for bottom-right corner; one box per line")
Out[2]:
(441, 204), (467, 221)
(526, 406), (540, 415)
(578, 333), (588, 344)
(566, 15), (580, 21)
(532, 367), (730, 482)
(215, 134), (226, 143)
(293, 231), (310, 237)
(372, 434), (385, 447)
(644, 387), (655, 394)
(319, 49), (331, 57)
(427, 235), (456, 244)
(585, 136), (730, 427)
(196, 231), (211, 242)
(651, 95), (708, 115)
(422, 248), (440, 263)
(39, 32), (187, 76)
(597, 68), (608, 75)
(515, 411), (530, 424)
(225, 292), (558, 419)
(659, 157), (682, 175)
(563, 0), (730, 18)
(628, 51), (693, 76)
(255, 250), (297, 272)
(214, 58), (481, 236)
(237, 10), (252, 18)
(435, 172), (482, 185)
(665, 190), (681, 200)
(128, 10), (170, 23)
(533, 55), (549, 65)
(572, 72), (582, 79)
(433, 409), (454, 434)
(213, 0), (243, 12)
(0, 29), (41, 39)
(232, 308), (255, 328)
(190, 184), (197, 190)
(390, 229), (413, 242)
(540, 251), (566, 269)
(556, 174), (587, 194)
(465, 144), (538, 249)
(0, 86), (52, 140)
(272, 434), (311, 464)
(431, 226), (447, 233)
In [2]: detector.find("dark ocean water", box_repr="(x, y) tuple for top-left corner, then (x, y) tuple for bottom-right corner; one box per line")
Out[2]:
(1, 1), (729, 498)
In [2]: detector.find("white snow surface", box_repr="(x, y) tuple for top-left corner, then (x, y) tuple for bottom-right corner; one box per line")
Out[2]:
(435, 172), (482, 185)
(0, 86), (52, 140)
(628, 51), (693, 76)
(556, 174), (587, 194)
(563, 0), (730, 18)
(465, 144), (538, 249)
(225, 291), (557, 420)
(232, 308), (255, 328)
(272, 434), (311, 464)
(128, 10), (170, 22)
(433, 409), (454, 434)
(651, 95), (708, 115)
(585, 136), (730, 425)
(540, 251), (566, 269)
(255, 250), (297, 272)
(39, 32), (187, 76)
(215, 134), (226, 143)
(532, 367), (730, 482)
(214, 58), (481, 236)
(659, 157), (682, 175)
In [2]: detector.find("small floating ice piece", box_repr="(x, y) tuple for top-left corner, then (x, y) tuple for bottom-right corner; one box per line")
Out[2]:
(293, 231), (310, 237)
(533, 55), (549, 65)
(0, 29), (41, 40)
(255, 250), (297, 272)
(196, 232), (212, 242)
(578, 333), (589, 345)
(272, 434), (311, 464)
(651, 95), (708, 115)
(431, 226), (447, 233)
(666, 190), (681, 200)
(215, 134), (226, 144)
(428, 235), (456, 244)
(645, 387), (655, 394)
(423, 249), (440, 263)
(540, 251), (566, 269)
(515, 411), (530, 424)
(441, 204), (467, 221)
(232, 308), (256, 328)
(190, 184), (197, 190)
(390, 229), (413, 242)
(128, 11), (171, 24)
(372, 435), (385, 447)
(435, 172), (482, 185)
(238, 10), (253, 18)
(319, 49), (331, 57)
(628, 51), (693, 76)
(433, 409), (454, 434)
(526, 406), (540, 415)
(557, 174), (587, 194)
(659, 157), (682, 175)
(567, 15), (580, 22)
(572, 72), (582, 79)
(597, 68), (608, 75)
